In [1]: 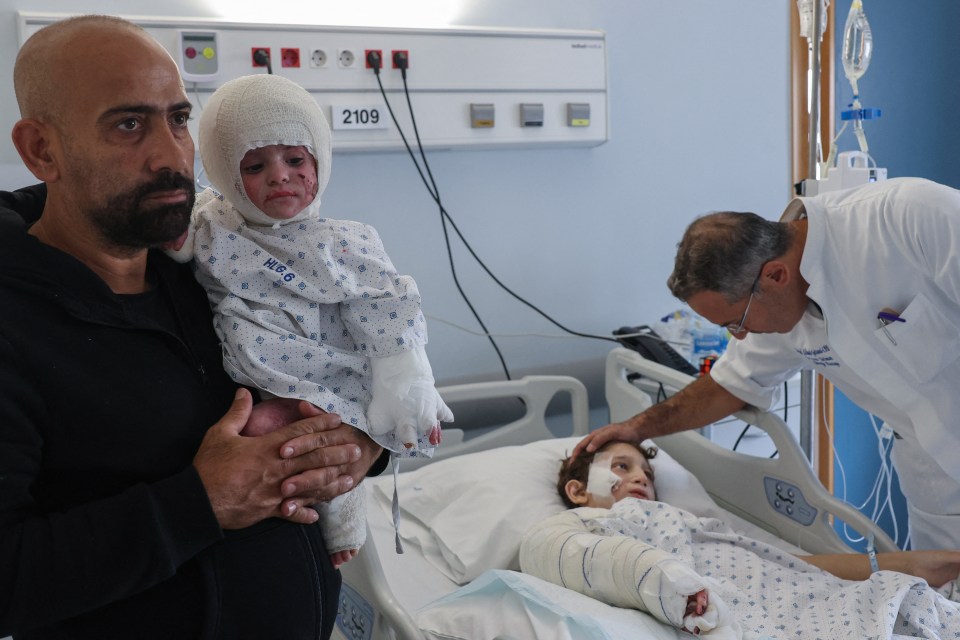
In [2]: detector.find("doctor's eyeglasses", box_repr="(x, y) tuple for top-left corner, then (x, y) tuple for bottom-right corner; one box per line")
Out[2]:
(724, 274), (761, 335)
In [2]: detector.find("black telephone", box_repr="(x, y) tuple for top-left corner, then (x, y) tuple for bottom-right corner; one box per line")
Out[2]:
(613, 325), (698, 376)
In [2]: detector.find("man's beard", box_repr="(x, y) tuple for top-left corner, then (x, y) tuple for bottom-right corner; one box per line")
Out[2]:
(89, 173), (195, 250)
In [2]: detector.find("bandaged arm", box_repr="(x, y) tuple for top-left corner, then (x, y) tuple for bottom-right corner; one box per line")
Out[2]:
(519, 509), (706, 629)
(366, 345), (453, 447)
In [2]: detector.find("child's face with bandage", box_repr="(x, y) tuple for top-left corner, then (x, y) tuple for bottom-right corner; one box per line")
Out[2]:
(239, 144), (319, 221)
(562, 442), (657, 508)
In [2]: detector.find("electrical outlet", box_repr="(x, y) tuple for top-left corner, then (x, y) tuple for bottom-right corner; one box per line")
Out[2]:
(338, 49), (356, 68)
(281, 48), (300, 68)
(251, 47), (271, 68)
(364, 49), (383, 69)
(310, 49), (328, 68)
(391, 50), (409, 69)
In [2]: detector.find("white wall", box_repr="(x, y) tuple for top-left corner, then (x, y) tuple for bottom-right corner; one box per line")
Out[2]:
(0, 1), (791, 395)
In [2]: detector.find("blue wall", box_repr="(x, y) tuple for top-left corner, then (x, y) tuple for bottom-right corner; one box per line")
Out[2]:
(832, 0), (960, 550)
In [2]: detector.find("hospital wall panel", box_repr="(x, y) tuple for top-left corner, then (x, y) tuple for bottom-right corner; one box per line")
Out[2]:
(18, 14), (609, 152)
(0, 0), (791, 395)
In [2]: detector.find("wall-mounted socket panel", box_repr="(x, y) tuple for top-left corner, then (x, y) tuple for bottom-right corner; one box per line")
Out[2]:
(18, 13), (608, 152)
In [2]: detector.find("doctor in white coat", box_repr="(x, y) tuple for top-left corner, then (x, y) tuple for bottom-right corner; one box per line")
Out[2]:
(577, 177), (960, 550)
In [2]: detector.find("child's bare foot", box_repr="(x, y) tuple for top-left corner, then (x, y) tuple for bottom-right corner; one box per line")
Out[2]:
(242, 397), (322, 436)
(330, 549), (359, 569)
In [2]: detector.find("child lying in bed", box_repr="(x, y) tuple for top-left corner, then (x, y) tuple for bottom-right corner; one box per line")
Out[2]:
(520, 440), (960, 638)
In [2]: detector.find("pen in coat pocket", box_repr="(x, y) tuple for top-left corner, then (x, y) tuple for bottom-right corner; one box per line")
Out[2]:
(877, 309), (905, 345)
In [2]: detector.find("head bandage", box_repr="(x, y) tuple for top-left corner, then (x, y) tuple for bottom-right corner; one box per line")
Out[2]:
(199, 74), (333, 226)
(586, 451), (620, 499)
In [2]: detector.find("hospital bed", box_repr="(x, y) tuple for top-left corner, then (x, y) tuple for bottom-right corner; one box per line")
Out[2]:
(333, 349), (899, 640)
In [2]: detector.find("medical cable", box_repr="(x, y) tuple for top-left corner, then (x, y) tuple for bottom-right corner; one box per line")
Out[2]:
(842, 415), (898, 546)
(820, 391), (904, 548)
(367, 51), (512, 380)
(425, 313), (620, 340)
(426, 314), (686, 345)
(391, 57), (622, 346)
(731, 381), (789, 455)
(252, 48), (273, 74)
(840, 414), (898, 546)
(369, 53), (622, 365)
(868, 413), (901, 543)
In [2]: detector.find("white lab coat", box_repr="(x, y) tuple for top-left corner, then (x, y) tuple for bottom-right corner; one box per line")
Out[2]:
(710, 177), (960, 549)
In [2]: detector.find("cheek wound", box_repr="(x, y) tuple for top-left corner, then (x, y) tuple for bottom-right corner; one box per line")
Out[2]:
(586, 452), (620, 499)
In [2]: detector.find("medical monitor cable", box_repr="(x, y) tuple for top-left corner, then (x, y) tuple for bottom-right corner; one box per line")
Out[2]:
(731, 381), (789, 456)
(375, 52), (623, 350)
(367, 51), (512, 381)
(822, 397), (904, 549)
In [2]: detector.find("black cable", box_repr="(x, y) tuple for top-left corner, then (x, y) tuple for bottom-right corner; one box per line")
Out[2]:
(783, 379), (789, 423)
(731, 424), (750, 452)
(733, 380), (790, 454)
(368, 53), (512, 380)
(772, 378), (788, 458)
(380, 55), (621, 347)
(253, 49), (272, 74)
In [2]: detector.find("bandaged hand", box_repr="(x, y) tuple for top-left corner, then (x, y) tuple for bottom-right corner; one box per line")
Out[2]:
(161, 210), (199, 262)
(367, 346), (453, 449)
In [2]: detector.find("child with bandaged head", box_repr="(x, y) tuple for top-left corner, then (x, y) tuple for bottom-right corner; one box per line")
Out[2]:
(554, 441), (711, 634)
(523, 440), (960, 637)
(166, 74), (452, 568)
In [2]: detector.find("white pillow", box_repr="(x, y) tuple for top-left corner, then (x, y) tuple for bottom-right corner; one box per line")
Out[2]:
(371, 436), (715, 584)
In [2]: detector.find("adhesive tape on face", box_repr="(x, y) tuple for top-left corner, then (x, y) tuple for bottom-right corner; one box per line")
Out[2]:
(586, 452), (620, 499)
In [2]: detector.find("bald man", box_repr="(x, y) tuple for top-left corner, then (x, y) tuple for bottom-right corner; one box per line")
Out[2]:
(1, 15), (384, 639)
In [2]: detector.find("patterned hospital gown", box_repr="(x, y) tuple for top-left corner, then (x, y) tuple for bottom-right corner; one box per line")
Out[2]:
(524, 499), (960, 639)
(190, 188), (430, 454)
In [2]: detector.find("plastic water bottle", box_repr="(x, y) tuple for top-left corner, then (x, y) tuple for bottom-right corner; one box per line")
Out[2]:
(691, 325), (729, 372)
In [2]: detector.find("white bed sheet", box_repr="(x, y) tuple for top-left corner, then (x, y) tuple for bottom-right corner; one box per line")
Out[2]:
(360, 436), (809, 633)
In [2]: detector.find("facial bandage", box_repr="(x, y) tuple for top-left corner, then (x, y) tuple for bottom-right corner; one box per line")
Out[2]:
(198, 74), (332, 227)
(586, 451), (620, 499)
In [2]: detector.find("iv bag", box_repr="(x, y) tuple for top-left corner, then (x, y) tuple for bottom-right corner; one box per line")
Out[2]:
(842, 0), (873, 86)
(797, 0), (829, 41)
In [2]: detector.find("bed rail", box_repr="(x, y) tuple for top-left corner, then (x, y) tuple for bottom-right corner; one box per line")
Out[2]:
(604, 347), (897, 555)
(336, 374), (590, 640)
(388, 374), (590, 473)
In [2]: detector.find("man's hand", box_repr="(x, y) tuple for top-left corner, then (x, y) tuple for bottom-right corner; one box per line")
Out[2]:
(193, 389), (367, 529)
(572, 375), (748, 461)
(275, 400), (384, 520)
(571, 418), (648, 461)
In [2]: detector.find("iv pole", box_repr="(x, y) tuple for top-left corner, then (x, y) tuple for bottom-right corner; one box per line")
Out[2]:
(799, 0), (824, 462)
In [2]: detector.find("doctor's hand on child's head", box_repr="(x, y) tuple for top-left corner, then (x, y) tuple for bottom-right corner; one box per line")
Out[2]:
(571, 418), (647, 461)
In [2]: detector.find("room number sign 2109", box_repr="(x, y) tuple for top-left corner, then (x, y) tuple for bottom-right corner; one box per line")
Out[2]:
(331, 104), (388, 130)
